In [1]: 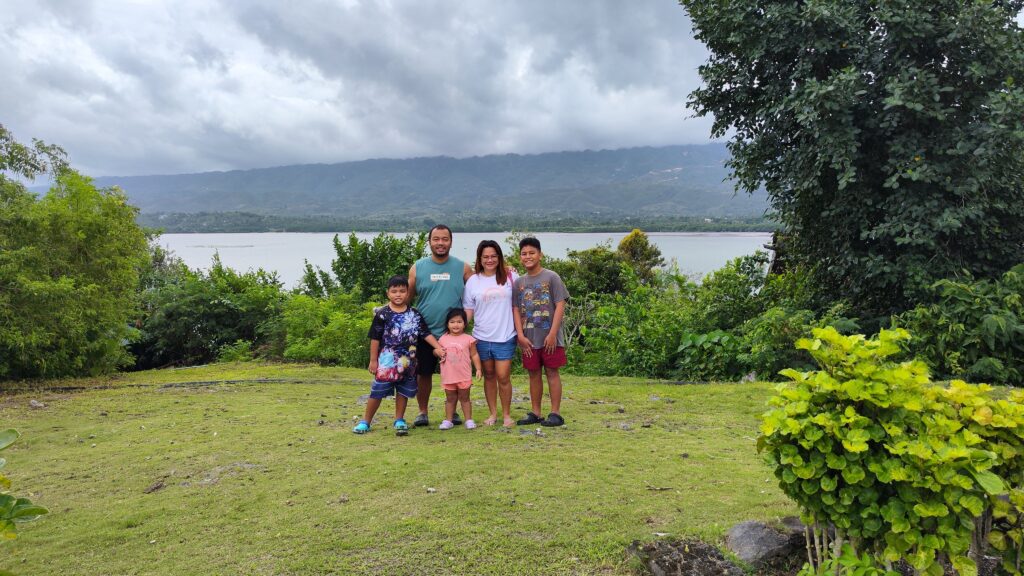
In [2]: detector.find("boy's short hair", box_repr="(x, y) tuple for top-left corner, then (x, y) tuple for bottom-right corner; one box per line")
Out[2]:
(519, 237), (542, 251)
(445, 307), (468, 326)
(388, 275), (409, 289)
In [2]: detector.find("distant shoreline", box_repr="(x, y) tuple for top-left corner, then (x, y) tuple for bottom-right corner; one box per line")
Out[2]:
(138, 211), (777, 234)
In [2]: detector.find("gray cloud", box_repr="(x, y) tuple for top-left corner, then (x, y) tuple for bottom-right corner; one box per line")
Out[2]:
(1, 0), (713, 176)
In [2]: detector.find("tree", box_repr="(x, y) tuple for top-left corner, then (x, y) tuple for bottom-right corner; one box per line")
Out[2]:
(681, 1), (1024, 319)
(617, 229), (664, 283)
(326, 232), (426, 302)
(0, 125), (150, 378)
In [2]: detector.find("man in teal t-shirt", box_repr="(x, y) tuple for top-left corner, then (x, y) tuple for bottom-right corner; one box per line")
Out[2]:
(409, 224), (473, 427)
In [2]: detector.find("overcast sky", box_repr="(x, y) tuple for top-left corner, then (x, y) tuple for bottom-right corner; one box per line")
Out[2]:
(1, 0), (712, 177)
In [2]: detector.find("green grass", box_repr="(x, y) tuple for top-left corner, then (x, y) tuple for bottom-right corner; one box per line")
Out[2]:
(0, 363), (795, 575)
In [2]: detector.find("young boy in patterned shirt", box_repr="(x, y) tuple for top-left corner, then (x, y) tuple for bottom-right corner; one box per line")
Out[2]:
(353, 275), (445, 435)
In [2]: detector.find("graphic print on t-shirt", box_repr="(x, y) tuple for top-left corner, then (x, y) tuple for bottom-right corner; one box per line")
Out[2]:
(520, 281), (552, 331)
(482, 285), (506, 304)
(368, 308), (428, 382)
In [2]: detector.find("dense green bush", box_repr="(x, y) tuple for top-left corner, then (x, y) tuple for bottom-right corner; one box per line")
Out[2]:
(736, 307), (817, 377)
(761, 327), (1024, 575)
(688, 252), (769, 333)
(217, 340), (254, 363)
(895, 264), (1024, 386)
(282, 291), (375, 367)
(581, 271), (693, 377)
(132, 255), (285, 368)
(674, 329), (743, 381)
(737, 304), (859, 380)
(569, 251), (860, 382)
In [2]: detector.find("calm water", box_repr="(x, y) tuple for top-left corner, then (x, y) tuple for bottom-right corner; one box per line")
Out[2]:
(159, 232), (773, 288)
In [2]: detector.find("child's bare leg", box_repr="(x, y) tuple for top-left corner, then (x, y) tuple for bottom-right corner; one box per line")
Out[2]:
(495, 360), (514, 426)
(458, 388), (472, 421)
(362, 398), (382, 424)
(444, 389), (459, 422)
(527, 369), (544, 415)
(481, 359), (497, 424)
(545, 367), (562, 414)
(395, 395), (409, 421)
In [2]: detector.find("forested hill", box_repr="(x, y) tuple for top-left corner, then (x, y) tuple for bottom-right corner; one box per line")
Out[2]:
(87, 144), (768, 219)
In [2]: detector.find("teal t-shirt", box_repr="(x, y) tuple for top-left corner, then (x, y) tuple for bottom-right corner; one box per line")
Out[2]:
(414, 256), (466, 337)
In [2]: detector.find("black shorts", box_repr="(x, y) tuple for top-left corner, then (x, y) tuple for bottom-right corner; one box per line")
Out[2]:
(416, 337), (441, 376)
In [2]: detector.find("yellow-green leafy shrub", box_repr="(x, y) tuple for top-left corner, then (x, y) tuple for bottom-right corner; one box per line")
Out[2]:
(760, 327), (1024, 575)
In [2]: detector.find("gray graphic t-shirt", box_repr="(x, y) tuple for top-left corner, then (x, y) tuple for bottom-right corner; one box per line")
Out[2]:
(512, 268), (570, 348)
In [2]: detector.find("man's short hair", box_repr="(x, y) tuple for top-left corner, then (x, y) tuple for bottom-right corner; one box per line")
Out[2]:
(388, 275), (409, 289)
(519, 237), (541, 251)
(429, 224), (453, 239)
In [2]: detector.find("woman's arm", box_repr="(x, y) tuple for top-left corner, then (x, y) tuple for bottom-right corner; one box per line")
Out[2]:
(470, 342), (482, 380)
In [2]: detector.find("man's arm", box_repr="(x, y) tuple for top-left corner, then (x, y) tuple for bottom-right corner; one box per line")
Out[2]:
(463, 262), (473, 282)
(423, 334), (446, 361)
(407, 263), (417, 299)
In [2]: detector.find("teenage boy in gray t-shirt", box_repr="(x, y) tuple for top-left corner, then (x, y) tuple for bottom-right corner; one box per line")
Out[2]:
(512, 237), (570, 427)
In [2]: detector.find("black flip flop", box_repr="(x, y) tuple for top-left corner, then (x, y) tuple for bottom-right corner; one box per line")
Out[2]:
(516, 412), (543, 425)
(541, 413), (565, 427)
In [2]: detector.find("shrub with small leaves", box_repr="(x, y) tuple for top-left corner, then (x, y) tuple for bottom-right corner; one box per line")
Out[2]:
(283, 291), (375, 367)
(674, 330), (743, 381)
(895, 264), (1024, 386)
(216, 340), (254, 363)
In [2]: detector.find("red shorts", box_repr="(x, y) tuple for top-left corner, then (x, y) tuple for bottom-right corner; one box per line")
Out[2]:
(522, 347), (566, 371)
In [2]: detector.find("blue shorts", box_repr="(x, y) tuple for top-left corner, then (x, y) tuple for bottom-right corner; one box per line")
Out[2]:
(476, 336), (517, 362)
(370, 372), (418, 400)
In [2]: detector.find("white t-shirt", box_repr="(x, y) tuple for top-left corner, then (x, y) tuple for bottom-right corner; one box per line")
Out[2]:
(463, 270), (518, 343)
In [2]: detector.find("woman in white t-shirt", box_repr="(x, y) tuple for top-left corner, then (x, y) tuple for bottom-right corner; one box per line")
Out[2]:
(463, 240), (519, 427)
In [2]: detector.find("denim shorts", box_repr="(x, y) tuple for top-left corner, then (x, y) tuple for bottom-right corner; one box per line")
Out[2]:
(476, 336), (518, 361)
(370, 372), (419, 399)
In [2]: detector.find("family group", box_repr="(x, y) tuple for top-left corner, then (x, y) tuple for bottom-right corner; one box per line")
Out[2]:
(352, 225), (570, 436)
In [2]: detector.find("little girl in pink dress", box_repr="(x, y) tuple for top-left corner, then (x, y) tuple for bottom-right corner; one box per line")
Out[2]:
(438, 308), (482, 429)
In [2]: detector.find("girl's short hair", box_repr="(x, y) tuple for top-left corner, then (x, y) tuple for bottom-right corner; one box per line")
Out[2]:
(445, 307), (468, 328)
(475, 240), (509, 285)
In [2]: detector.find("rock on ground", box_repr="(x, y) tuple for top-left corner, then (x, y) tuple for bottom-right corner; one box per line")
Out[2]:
(725, 519), (805, 569)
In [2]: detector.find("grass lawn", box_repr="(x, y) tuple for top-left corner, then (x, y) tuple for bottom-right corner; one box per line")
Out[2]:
(0, 363), (795, 575)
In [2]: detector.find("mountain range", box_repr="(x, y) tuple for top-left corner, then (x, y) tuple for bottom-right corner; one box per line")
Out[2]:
(77, 144), (767, 221)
